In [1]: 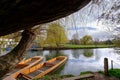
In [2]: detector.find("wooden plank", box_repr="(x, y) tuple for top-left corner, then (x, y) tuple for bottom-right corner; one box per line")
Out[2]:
(62, 74), (94, 80)
(3, 76), (16, 80)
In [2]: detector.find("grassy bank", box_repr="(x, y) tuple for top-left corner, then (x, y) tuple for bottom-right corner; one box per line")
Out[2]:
(43, 44), (114, 50)
(80, 70), (120, 78)
(109, 69), (120, 78)
(33, 70), (120, 80)
(64, 44), (114, 49)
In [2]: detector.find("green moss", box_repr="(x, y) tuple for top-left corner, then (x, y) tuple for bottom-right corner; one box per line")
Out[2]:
(109, 69), (120, 78)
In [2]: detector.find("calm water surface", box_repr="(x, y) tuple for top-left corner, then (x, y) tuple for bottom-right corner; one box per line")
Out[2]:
(25, 48), (120, 76)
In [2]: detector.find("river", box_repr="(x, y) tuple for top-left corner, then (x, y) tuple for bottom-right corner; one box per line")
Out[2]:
(24, 48), (120, 76)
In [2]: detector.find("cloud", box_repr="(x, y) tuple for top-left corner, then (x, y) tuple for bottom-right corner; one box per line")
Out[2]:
(67, 26), (113, 40)
(91, 31), (113, 40)
(67, 27), (97, 31)
(62, 0), (117, 41)
(114, 27), (120, 31)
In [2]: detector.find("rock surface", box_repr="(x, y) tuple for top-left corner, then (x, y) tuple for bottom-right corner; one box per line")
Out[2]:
(0, 0), (90, 36)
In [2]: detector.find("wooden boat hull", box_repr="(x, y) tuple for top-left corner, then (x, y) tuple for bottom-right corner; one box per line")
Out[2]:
(19, 56), (67, 80)
(4, 56), (43, 80)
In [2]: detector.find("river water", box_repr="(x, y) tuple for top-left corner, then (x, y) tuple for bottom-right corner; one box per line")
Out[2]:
(24, 48), (120, 76)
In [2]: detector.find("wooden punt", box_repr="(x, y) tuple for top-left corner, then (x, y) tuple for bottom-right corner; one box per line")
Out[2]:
(17, 56), (67, 80)
(4, 56), (43, 80)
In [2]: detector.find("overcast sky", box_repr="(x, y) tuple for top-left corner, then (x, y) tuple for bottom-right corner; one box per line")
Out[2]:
(58, 0), (118, 40)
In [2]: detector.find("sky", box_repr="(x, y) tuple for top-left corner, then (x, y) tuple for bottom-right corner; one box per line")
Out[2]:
(58, 0), (118, 41)
(66, 22), (113, 41)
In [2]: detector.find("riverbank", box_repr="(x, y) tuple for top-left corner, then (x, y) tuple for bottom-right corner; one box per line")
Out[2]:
(43, 44), (114, 50)
(64, 44), (114, 48)
(37, 72), (119, 80)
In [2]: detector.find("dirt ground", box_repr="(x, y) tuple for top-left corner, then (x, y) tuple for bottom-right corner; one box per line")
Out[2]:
(94, 72), (120, 80)
(62, 72), (120, 80)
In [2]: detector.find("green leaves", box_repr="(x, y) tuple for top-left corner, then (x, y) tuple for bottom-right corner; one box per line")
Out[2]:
(80, 35), (93, 45)
(45, 23), (68, 47)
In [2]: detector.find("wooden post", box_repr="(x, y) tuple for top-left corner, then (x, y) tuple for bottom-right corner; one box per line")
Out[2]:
(104, 58), (109, 76)
(111, 60), (113, 70)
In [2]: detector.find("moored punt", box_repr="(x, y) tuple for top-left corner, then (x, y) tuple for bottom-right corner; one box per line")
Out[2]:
(17, 56), (67, 80)
(4, 56), (43, 80)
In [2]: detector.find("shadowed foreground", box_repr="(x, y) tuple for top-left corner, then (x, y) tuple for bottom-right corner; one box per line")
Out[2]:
(0, 0), (90, 36)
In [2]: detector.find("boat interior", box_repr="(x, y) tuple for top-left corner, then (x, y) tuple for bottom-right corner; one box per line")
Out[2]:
(16, 57), (64, 79)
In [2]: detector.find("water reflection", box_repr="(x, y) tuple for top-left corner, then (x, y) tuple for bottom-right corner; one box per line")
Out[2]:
(45, 50), (67, 60)
(1, 48), (120, 76)
(114, 48), (120, 55)
(83, 49), (93, 57)
(71, 50), (81, 59)
(20, 48), (120, 76)
(26, 50), (44, 59)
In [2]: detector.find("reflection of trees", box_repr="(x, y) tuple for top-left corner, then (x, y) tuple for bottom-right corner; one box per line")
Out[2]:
(25, 51), (44, 59)
(71, 50), (81, 59)
(46, 50), (66, 60)
(115, 51), (120, 55)
(114, 48), (120, 55)
(83, 49), (93, 57)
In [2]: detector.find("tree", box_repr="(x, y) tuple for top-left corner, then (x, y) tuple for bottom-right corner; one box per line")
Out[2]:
(104, 39), (113, 45)
(70, 33), (80, 44)
(33, 25), (47, 47)
(80, 35), (93, 45)
(0, 30), (36, 78)
(98, 0), (120, 47)
(113, 38), (120, 47)
(99, 0), (120, 39)
(0, 0), (91, 78)
(70, 39), (80, 45)
(45, 23), (68, 47)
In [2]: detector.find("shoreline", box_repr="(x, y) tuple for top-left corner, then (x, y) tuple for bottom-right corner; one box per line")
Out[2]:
(30, 45), (115, 51)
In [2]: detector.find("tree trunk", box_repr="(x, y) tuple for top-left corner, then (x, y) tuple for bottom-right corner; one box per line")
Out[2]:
(0, 30), (36, 78)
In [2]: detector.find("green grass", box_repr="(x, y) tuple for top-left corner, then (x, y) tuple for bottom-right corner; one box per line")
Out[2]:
(60, 74), (74, 78)
(35, 74), (74, 80)
(97, 71), (104, 74)
(109, 69), (120, 78)
(80, 71), (93, 75)
(64, 44), (114, 49)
